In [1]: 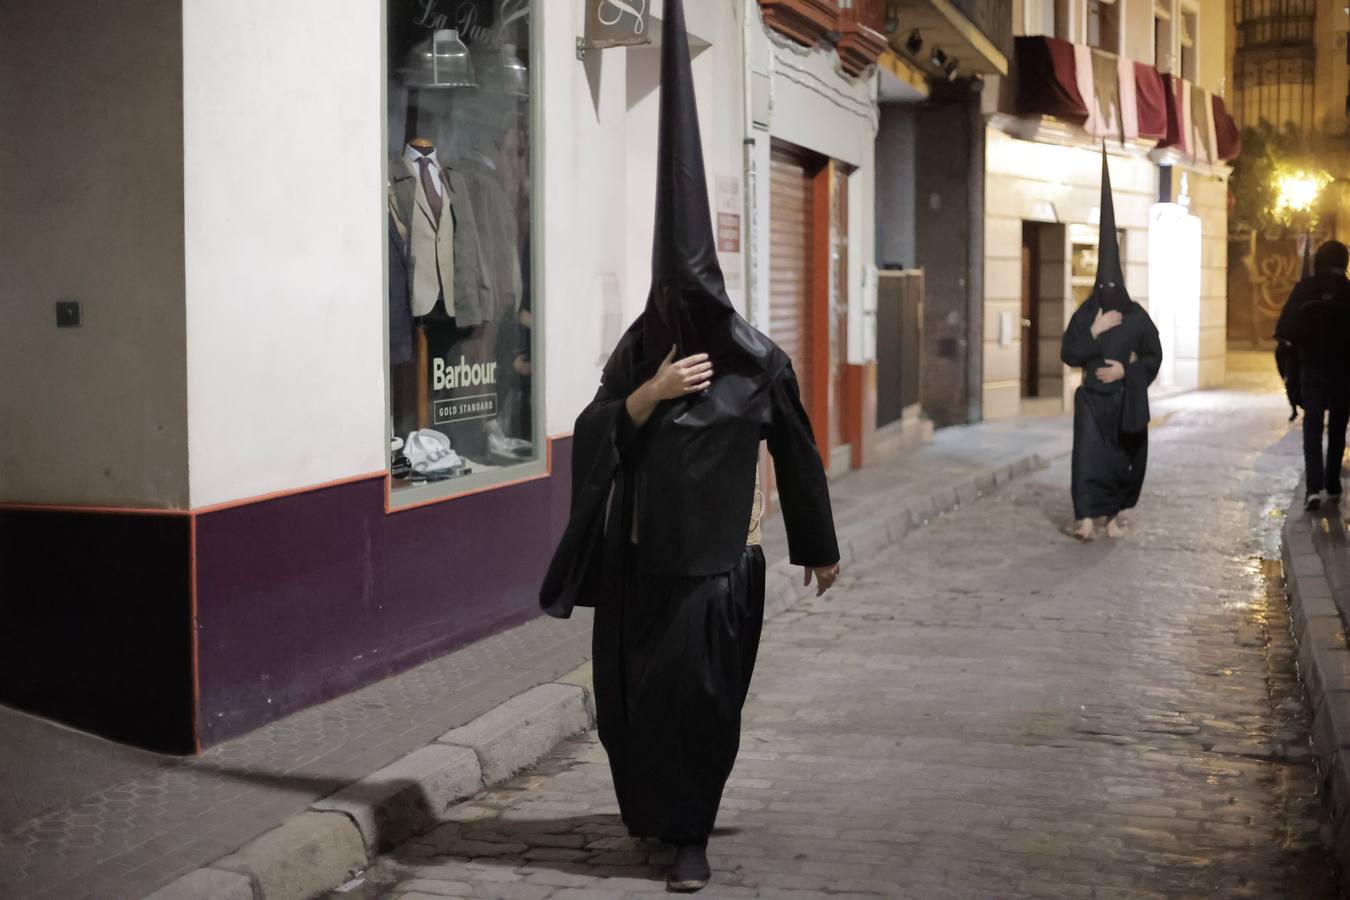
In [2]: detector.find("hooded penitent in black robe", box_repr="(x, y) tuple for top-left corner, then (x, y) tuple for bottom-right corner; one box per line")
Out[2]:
(539, 0), (838, 846)
(1060, 149), (1163, 521)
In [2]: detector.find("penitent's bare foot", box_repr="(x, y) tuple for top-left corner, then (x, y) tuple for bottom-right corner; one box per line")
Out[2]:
(1105, 517), (1124, 539)
(1071, 519), (1096, 542)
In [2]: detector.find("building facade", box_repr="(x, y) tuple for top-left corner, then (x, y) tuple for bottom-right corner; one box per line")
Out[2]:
(0, 0), (890, 752)
(978, 0), (1236, 417)
(1224, 0), (1350, 347)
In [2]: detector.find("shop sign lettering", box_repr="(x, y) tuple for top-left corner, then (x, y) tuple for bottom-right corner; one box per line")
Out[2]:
(584, 0), (651, 50)
(434, 393), (499, 424)
(433, 355), (498, 391)
(413, 0), (530, 46)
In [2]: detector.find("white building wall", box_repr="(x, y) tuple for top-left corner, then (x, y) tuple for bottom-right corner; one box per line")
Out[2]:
(1183, 167), (1229, 388)
(540, 0), (748, 438)
(182, 0), (387, 509)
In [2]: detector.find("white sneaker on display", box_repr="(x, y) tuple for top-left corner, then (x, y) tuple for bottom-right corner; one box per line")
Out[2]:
(405, 430), (466, 475)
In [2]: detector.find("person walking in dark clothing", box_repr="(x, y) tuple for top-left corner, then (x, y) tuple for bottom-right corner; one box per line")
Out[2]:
(1275, 240), (1350, 511)
(539, 1), (839, 891)
(1060, 148), (1164, 541)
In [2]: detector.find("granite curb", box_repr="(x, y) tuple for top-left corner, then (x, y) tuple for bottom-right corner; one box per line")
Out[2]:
(145, 451), (1047, 900)
(1281, 485), (1350, 880)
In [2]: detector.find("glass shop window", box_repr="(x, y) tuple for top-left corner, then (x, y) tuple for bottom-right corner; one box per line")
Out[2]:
(385, 1), (539, 504)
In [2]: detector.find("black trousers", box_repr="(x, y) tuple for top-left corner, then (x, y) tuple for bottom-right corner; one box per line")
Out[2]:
(1301, 366), (1350, 495)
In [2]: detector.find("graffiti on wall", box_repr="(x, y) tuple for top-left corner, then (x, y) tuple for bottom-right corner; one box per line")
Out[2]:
(1227, 234), (1303, 346)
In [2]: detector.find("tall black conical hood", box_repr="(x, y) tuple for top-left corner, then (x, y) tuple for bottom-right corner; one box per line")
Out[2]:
(1094, 144), (1129, 311)
(651, 0), (728, 303)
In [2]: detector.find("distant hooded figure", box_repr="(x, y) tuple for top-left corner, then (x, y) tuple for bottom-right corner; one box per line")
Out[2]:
(538, 0), (840, 892)
(1060, 148), (1164, 541)
(1275, 239), (1350, 511)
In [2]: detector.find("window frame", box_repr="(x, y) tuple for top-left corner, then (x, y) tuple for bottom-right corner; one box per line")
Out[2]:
(1085, 0), (1123, 54)
(1178, 4), (1199, 82)
(381, 0), (549, 513)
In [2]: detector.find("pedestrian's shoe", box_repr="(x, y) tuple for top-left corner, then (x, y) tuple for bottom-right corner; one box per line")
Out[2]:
(1306, 493), (1323, 512)
(667, 844), (711, 893)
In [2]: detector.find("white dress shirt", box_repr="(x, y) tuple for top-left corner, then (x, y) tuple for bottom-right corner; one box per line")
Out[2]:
(404, 143), (445, 200)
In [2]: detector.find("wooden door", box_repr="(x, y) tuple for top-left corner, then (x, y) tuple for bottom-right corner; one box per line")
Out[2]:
(1020, 224), (1040, 397)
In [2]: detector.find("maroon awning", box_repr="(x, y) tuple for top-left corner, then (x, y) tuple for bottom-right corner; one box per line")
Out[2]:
(1212, 94), (1241, 160)
(1014, 35), (1088, 122)
(1133, 62), (1167, 140)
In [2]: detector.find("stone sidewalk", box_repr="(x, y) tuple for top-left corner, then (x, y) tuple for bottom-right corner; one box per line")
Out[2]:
(325, 362), (1335, 898)
(1282, 472), (1350, 878)
(0, 415), (1068, 900)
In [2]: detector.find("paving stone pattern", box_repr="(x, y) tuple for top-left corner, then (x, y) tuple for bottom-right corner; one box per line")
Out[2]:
(0, 615), (593, 900)
(341, 360), (1337, 898)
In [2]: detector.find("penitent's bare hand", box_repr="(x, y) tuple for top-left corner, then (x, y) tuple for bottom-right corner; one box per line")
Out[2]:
(649, 345), (713, 401)
(1095, 359), (1125, 384)
(1090, 308), (1123, 338)
(804, 564), (840, 597)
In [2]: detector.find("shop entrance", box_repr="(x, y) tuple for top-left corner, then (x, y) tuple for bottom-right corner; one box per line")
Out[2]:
(1020, 223), (1041, 398)
(1020, 221), (1070, 414)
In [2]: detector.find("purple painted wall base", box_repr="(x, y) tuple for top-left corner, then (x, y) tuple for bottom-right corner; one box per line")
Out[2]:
(0, 439), (573, 754)
(194, 438), (573, 746)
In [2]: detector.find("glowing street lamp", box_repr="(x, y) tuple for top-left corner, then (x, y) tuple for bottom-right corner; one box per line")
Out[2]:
(1272, 169), (1331, 221)
(1271, 168), (1333, 276)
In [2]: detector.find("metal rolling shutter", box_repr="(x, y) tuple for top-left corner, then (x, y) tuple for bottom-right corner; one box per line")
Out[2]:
(768, 146), (814, 410)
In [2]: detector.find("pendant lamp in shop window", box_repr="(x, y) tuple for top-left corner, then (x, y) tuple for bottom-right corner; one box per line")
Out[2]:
(402, 29), (477, 89)
(499, 43), (529, 98)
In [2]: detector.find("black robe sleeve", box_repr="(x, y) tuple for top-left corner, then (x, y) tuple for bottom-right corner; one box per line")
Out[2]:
(539, 321), (656, 618)
(766, 364), (840, 568)
(1274, 282), (1304, 344)
(1121, 310), (1162, 433)
(1061, 301), (1105, 369)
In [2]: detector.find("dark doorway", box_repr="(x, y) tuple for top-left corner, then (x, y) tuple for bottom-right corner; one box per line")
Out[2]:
(1021, 223), (1041, 397)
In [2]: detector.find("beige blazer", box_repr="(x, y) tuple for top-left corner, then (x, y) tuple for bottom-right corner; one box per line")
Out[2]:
(389, 155), (455, 319)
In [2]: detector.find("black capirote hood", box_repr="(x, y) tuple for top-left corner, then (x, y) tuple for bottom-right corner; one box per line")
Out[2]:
(1092, 144), (1131, 313)
(607, 0), (773, 386)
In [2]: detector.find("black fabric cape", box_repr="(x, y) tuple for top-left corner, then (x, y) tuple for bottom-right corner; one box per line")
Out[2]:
(1061, 148), (1163, 520)
(537, 0), (839, 846)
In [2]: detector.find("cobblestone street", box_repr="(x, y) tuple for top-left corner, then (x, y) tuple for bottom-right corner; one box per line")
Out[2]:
(341, 359), (1334, 899)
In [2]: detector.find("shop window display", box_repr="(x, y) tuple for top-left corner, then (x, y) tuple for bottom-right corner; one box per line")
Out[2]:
(386, 1), (536, 499)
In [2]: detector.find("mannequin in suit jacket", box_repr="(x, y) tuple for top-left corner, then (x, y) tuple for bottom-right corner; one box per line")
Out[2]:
(388, 144), (493, 328)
